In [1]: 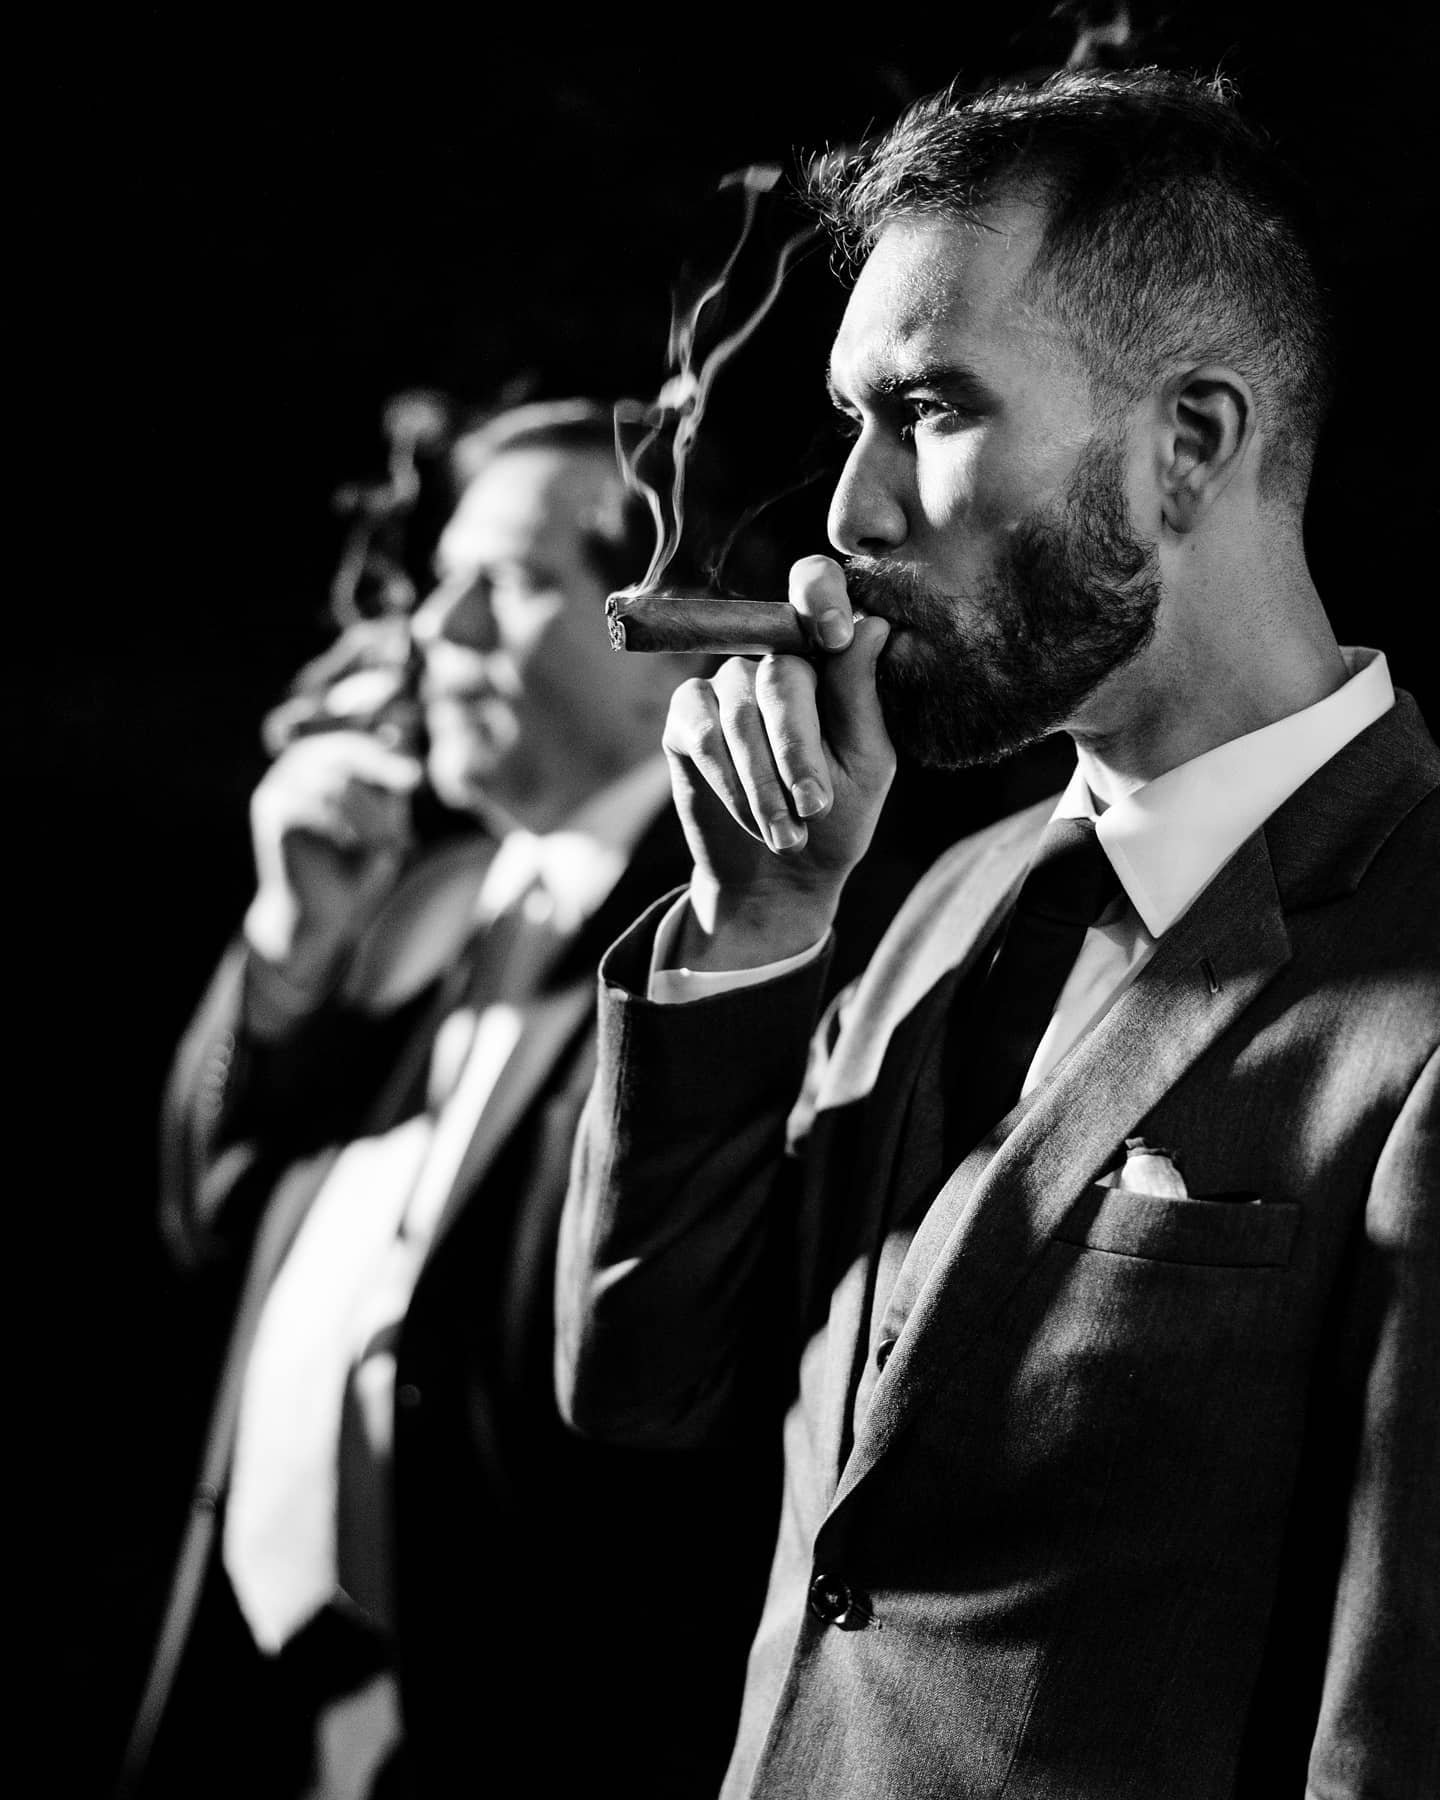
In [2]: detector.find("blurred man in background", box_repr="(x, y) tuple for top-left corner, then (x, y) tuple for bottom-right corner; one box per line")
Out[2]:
(119, 399), (790, 1799)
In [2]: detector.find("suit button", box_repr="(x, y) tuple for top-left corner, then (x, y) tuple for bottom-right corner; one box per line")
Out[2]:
(397, 1384), (423, 1410)
(875, 1338), (896, 1371)
(808, 1573), (870, 1629)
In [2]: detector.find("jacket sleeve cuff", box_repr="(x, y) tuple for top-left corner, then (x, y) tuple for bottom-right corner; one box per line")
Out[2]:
(645, 892), (829, 1003)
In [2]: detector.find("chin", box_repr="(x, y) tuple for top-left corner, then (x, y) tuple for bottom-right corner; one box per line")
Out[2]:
(426, 739), (501, 816)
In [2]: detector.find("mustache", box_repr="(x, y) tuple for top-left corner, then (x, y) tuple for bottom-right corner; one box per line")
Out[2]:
(842, 557), (954, 629)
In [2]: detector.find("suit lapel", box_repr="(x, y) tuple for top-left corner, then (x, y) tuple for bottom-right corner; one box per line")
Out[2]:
(807, 968), (958, 1490)
(806, 809), (1054, 1490)
(831, 823), (1294, 1512)
(422, 803), (692, 1261)
(424, 981), (596, 1256)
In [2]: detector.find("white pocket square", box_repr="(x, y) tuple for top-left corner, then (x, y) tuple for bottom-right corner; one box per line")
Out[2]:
(1098, 1137), (1189, 1198)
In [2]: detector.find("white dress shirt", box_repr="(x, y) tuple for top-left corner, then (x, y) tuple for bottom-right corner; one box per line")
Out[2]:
(649, 649), (1394, 1101)
(223, 756), (673, 1652)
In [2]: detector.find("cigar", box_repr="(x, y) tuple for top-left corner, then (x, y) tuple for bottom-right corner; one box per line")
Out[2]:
(606, 589), (807, 656)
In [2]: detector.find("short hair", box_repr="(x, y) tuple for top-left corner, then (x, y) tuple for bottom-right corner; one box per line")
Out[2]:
(448, 397), (655, 594)
(810, 67), (1335, 503)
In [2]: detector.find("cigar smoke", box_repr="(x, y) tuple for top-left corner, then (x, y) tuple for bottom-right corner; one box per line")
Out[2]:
(609, 15), (1144, 654)
(1060, 2), (1134, 70)
(611, 163), (822, 626)
(263, 388), (451, 755)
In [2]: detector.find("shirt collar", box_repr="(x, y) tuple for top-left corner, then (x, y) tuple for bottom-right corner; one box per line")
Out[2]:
(1055, 648), (1394, 937)
(476, 756), (672, 935)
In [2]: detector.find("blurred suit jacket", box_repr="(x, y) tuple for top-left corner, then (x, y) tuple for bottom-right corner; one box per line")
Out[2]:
(123, 804), (784, 1799)
(557, 693), (1440, 1800)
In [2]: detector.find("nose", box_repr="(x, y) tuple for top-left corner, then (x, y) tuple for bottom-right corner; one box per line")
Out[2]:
(826, 430), (910, 557)
(411, 572), (496, 653)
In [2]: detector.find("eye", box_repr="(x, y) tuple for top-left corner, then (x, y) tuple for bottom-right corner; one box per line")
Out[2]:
(490, 562), (552, 602)
(829, 408), (862, 443)
(898, 396), (968, 442)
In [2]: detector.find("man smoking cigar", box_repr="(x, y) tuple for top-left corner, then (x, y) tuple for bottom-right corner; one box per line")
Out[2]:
(121, 401), (788, 1800)
(556, 69), (1439, 1799)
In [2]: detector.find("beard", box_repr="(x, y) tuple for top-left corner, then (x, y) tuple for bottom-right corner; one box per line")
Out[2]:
(844, 439), (1161, 770)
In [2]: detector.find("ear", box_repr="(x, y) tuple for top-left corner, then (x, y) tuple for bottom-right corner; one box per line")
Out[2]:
(1157, 364), (1255, 534)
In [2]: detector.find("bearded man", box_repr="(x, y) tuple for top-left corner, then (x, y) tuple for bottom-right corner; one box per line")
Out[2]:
(554, 70), (1439, 1799)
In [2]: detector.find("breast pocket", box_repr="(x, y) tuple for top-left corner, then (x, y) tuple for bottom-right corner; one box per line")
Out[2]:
(1052, 1183), (1301, 1268)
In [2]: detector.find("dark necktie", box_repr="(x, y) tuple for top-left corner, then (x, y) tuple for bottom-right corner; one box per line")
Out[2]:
(363, 875), (561, 1128)
(946, 815), (1121, 1162)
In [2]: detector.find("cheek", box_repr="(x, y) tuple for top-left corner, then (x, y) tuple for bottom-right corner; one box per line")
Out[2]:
(491, 592), (567, 666)
(915, 430), (1038, 544)
(550, 627), (625, 715)
(914, 433), (979, 534)
(510, 612), (617, 727)
(920, 418), (1096, 546)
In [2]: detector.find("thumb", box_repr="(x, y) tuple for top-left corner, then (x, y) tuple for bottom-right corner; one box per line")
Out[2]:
(820, 614), (894, 776)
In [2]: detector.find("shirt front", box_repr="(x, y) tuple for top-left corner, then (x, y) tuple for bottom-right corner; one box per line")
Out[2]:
(1031, 645), (1393, 1088)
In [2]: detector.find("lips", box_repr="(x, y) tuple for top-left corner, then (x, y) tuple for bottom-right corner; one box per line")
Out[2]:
(852, 603), (908, 632)
(851, 602), (920, 651)
(420, 643), (500, 708)
(843, 560), (937, 634)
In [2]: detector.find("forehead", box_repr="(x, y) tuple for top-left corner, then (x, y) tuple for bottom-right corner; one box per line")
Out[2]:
(828, 202), (1073, 394)
(438, 445), (621, 567)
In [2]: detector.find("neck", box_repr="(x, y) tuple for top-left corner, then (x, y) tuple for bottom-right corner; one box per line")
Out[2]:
(479, 747), (657, 837)
(1069, 553), (1348, 805)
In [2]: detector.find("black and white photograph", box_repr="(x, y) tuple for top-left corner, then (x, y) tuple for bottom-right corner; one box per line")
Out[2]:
(34, 6), (1437, 1796)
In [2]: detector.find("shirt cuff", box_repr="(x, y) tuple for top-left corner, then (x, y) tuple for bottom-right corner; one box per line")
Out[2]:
(647, 894), (829, 1003)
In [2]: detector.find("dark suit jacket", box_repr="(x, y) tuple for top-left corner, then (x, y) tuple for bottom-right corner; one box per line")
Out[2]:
(557, 694), (1440, 1799)
(121, 806), (784, 1799)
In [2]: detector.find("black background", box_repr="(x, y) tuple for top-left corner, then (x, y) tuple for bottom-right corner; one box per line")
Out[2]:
(29, 7), (1435, 1792)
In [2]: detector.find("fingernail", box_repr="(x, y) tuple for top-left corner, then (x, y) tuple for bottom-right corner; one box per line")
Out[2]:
(769, 816), (806, 850)
(792, 778), (828, 818)
(818, 612), (852, 650)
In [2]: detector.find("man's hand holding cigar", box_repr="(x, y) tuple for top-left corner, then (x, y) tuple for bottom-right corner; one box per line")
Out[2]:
(653, 553), (896, 974)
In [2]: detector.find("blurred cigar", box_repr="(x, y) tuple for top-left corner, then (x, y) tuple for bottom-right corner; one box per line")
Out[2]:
(607, 588), (807, 655)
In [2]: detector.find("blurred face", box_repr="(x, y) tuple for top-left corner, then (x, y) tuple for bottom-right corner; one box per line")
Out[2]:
(412, 443), (661, 826)
(826, 207), (1160, 767)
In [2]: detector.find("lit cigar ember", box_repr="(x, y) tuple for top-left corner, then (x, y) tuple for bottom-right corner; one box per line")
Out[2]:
(606, 589), (806, 655)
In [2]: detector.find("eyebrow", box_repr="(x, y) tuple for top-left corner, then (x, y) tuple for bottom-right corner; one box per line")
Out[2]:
(826, 360), (995, 410)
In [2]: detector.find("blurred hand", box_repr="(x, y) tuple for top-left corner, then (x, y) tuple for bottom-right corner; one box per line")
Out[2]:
(243, 729), (423, 1003)
(662, 555), (895, 969)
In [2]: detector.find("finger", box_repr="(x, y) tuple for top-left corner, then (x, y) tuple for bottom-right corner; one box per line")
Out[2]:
(715, 659), (817, 853)
(663, 671), (768, 845)
(312, 730), (424, 795)
(817, 615), (895, 779)
(753, 653), (831, 822)
(259, 733), (421, 845)
(271, 729), (423, 799)
(285, 797), (366, 857)
(788, 554), (855, 653)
